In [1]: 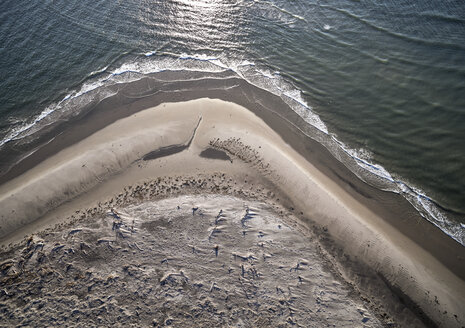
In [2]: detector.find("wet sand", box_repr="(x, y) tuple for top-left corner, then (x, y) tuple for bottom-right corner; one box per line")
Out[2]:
(0, 99), (464, 327)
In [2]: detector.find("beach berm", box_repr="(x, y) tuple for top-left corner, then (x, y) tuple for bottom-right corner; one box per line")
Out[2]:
(0, 99), (463, 327)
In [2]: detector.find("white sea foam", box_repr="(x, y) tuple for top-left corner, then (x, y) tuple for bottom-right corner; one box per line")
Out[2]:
(335, 139), (394, 182)
(0, 102), (57, 147)
(1, 53), (462, 245)
(89, 64), (110, 77)
(99, 53), (330, 137)
(335, 139), (464, 244)
(239, 60), (255, 67)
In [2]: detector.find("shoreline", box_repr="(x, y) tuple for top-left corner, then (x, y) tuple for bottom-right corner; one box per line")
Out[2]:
(1, 74), (463, 276)
(0, 98), (464, 327)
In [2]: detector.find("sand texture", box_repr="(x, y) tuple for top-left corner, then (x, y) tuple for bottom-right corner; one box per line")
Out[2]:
(0, 99), (464, 327)
(0, 194), (390, 327)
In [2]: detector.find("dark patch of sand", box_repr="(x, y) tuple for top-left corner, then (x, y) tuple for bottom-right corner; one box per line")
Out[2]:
(199, 147), (232, 162)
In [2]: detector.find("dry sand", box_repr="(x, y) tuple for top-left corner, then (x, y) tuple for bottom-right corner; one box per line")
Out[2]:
(0, 99), (464, 327)
(0, 194), (387, 327)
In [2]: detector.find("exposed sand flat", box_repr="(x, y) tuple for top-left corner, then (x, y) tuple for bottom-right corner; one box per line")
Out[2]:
(0, 99), (464, 327)
(0, 194), (388, 327)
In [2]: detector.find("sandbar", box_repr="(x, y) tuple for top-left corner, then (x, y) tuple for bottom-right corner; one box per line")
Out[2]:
(0, 98), (464, 327)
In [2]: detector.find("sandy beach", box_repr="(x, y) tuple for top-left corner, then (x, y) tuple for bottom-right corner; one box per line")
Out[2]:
(0, 98), (464, 327)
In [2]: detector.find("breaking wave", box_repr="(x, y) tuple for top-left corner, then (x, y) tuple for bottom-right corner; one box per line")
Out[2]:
(1, 52), (463, 245)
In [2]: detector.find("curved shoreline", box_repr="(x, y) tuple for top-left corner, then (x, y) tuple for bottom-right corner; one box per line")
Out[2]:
(0, 98), (464, 326)
(1, 74), (463, 274)
(1, 71), (463, 246)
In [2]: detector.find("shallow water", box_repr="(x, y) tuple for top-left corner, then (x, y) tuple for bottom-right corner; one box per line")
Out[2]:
(0, 0), (464, 242)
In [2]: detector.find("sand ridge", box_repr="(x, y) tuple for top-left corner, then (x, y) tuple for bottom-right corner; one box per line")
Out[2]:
(0, 98), (464, 327)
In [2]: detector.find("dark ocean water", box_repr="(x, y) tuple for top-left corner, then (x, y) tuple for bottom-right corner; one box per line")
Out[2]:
(1, 0), (464, 244)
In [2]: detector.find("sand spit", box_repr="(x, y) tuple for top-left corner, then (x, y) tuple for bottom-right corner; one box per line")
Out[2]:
(0, 99), (464, 327)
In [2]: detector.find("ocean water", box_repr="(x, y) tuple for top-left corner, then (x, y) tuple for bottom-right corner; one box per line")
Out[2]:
(0, 0), (464, 244)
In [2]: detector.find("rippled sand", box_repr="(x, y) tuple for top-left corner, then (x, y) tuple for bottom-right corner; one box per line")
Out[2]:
(1, 99), (463, 327)
(0, 195), (388, 327)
